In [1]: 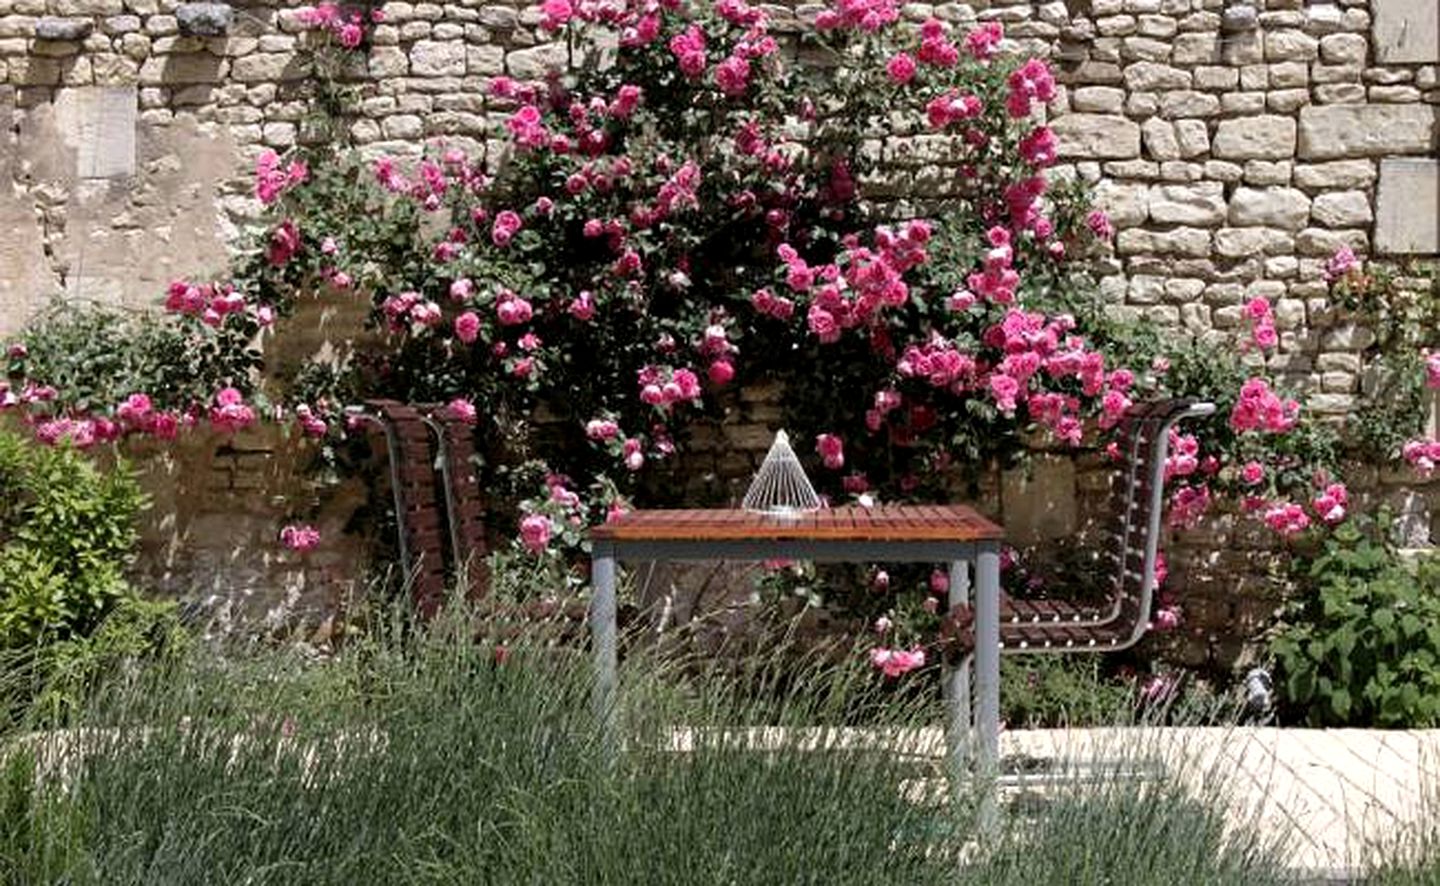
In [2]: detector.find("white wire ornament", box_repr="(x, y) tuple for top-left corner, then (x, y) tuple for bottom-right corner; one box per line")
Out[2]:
(742, 430), (822, 516)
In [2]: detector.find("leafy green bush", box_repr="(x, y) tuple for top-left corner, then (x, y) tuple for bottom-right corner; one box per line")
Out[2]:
(17, 300), (262, 417)
(0, 430), (186, 719)
(1270, 518), (1440, 727)
(0, 430), (145, 646)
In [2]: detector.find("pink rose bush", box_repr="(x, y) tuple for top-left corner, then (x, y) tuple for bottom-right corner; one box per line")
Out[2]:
(5, 0), (1430, 663)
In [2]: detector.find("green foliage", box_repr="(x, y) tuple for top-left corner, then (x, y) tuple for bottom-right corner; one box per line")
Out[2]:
(0, 430), (185, 721)
(1332, 263), (1439, 461)
(0, 430), (144, 647)
(1354, 349), (1432, 460)
(1270, 517), (1440, 728)
(1001, 656), (1137, 728)
(18, 300), (263, 415)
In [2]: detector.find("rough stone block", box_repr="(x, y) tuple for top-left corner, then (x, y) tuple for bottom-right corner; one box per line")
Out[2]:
(1228, 186), (1310, 230)
(1141, 117), (1178, 160)
(1071, 86), (1125, 113)
(1297, 105), (1439, 158)
(175, 2), (231, 36)
(34, 17), (93, 40)
(1093, 179), (1149, 227)
(1123, 60), (1190, 90)
(1174, 119), (1208, 157)
(410, 39), (465, 76)
(1372, 0), (1439, 63)
(1148, 181), (1226, 226)
(1051, 113), (1141, 159)
(1212, 115), (1296, 159)
(1265, 28), (1318, 61)
(1374, 158), (1439, 254)
(506, 42), (567, 79)
(1319, 32), (1366, 65)
(1159, 90), (1220, 118)
(1310, 191), (1372, 228)
(1214, 226), (1294, 257)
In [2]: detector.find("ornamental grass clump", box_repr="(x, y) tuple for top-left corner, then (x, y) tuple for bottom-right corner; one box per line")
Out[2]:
(1, 603), (1289, 884)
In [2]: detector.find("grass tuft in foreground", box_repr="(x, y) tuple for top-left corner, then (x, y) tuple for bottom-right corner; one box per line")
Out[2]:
(0, 608), (1291, 885)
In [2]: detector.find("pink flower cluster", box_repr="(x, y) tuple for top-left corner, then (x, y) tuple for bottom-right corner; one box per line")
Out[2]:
(1426, 350), (1440, 390)
(638, 366), (702, 410)
(1229, 378), (1299, 434)
(1244, 297), (1278, 351)
(1005, 58), (1055, 118)
(1324, 245), (1358, 282)
(267, 219), (301, 266)
(964, 21), (1002, 60)
(869, 646), (926, 678)
(381, 291), (445, 333)
(280, 523), (321, 551)
(815, 0), (899, 32)
(164, 280), (254, 328)
(1311, 482), (1348, 525)
(294, 2), (375, 48)
(1168, 484), (1211, 529)
(1403, 439), (1440, 477)
(924, 89), (983, 130)
(1263, 502), (1310, 536)
(293, 404), (328, 437)
(116, 393), (181, 439)
(209, 387), (256, 434)
(815, 433), (844, 470)
(916, 19), (958, 67)
(668, 24), (707, 77)
(519, 513), (552, 553)
(254, 150), (308, 205)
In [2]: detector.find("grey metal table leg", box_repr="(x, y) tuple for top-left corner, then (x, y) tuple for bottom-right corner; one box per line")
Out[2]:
(590, 547), (618, 755)
(974, 542), (1002, 832)
(943, 559), (972, 797)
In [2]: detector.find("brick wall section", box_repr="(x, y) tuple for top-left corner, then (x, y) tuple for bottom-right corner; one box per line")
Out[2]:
(0, 0), (1436, 658)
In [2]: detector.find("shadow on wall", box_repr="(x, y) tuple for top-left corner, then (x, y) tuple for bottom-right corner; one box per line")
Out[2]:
(127, 425), (373, 645)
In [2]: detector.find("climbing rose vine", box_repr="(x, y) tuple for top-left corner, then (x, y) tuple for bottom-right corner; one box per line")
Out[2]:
(3, 0), (1431, 671)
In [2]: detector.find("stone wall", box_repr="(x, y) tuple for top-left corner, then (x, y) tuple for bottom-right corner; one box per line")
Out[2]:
(0, 0), (1437, 660)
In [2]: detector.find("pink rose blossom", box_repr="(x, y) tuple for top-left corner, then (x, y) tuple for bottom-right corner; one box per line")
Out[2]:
(446, 398), (477, 425)
(622, 437), (645, 471)
(454, 311), (481, 344)
(1324, 245), (1358, 282)
(869, 646), (926, 678)
(886, 52), (916, 84)
(1240, 461), (1265, 486)
(929, 568), (949, 594)
(815, 433), (844, 470)
(1264, 502), (1311, 536)
(280, 524), (321, 552)
(1402, 439), (1440, 476)
(1311, 482), (1348, 525)
(519, 513), (552, 553)
(209, 387), (256, 434)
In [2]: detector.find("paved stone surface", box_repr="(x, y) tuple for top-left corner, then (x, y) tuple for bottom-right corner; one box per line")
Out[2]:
(1000, 727), (1440, 878)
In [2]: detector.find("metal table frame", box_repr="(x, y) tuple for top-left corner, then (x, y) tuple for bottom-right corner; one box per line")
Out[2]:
(589, 531), (1004, 823)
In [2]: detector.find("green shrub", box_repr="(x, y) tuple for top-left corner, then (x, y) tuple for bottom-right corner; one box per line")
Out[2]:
(0, 430), (146, 647)
(17, 299), (261, 416)
(0, 430), (185, 720)
(1270, 517), (1440, 728)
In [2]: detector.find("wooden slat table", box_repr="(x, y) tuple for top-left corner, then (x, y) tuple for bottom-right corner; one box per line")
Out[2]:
(589, 504), (1006, 819)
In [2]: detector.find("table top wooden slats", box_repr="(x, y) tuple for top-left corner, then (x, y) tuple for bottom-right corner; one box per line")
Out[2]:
(589, 504), (1003, 543)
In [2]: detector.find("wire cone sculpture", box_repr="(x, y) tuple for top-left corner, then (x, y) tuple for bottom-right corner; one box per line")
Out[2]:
(742, 430), (822, 517)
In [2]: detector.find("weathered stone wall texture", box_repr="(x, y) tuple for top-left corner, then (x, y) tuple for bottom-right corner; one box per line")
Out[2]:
(0, 0), (1436, 659)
